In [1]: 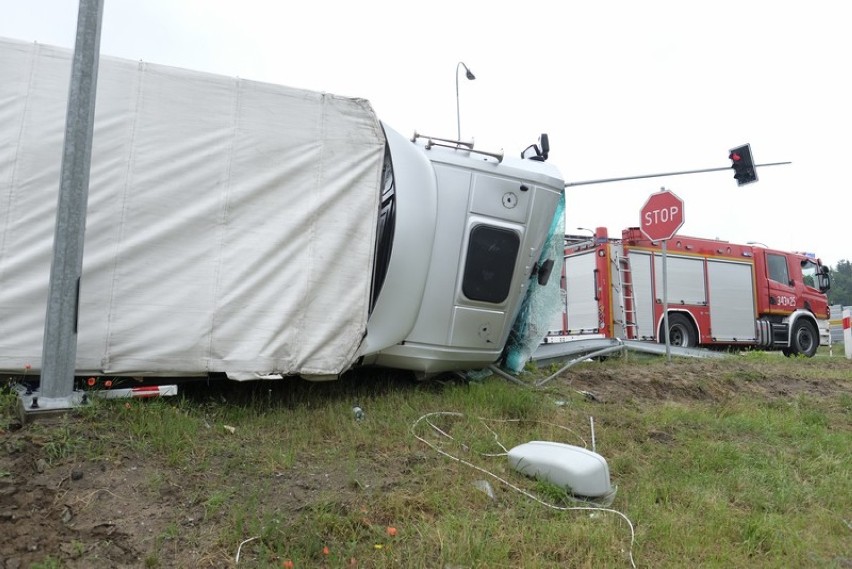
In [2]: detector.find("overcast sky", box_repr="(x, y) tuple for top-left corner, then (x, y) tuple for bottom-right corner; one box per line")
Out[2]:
(2, 0), (850, 266)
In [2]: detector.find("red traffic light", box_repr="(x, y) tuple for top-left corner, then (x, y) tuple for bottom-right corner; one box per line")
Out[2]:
(729, 144), (757, 186)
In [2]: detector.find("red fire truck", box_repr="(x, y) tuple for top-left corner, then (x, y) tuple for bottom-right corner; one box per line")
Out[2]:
(547, 227), (832, 357)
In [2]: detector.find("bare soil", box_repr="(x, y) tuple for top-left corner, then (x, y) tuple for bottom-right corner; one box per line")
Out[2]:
(1, 356), (850, 568)
(557, 355), (851, 403)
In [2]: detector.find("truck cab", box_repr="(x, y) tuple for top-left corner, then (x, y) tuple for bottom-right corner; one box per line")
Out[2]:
(753, 248), (831, 354)
(362, 128), (565, 374)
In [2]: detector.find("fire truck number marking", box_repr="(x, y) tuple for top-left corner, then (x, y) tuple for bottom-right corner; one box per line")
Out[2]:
(776, 295), (796, 307)
(643, 206), (680, 225)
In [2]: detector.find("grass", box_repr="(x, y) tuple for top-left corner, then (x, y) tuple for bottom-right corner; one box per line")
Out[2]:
(1, 353), (851, 568)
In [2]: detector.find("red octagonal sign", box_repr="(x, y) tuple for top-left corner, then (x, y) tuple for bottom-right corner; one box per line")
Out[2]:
(640, 190), (684, 241)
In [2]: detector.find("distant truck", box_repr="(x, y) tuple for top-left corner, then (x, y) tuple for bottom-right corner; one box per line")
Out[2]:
(0, 37), (564, 381)
(547, 227), (831, 357)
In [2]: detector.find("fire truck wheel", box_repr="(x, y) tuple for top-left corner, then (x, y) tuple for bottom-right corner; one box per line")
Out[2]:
(789, 319), (819, 357)
(662, 313), (697, 348)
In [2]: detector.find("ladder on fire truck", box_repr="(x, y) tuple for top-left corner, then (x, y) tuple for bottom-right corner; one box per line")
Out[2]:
(613, 249), (637, 340)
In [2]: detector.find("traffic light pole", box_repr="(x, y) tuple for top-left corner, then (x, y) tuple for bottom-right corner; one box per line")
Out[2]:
(564, 162), (791, 188)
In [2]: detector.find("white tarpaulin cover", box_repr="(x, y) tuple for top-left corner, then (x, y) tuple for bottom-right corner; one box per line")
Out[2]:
(0, 38), (385, 377)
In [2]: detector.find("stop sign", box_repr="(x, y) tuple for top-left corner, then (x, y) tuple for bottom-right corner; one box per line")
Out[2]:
(640, 190), (684, 241)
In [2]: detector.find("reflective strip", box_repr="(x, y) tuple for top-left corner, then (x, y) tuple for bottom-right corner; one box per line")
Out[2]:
(95, 385), (178, 399)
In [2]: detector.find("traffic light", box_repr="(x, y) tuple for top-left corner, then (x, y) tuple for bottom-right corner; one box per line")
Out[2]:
(729, 143), (758, 186)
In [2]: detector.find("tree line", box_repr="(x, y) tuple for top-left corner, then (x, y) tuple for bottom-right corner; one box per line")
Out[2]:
(828, 259), (852, 307)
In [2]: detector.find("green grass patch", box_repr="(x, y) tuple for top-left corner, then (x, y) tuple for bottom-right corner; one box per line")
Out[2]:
(3, 356), (850, 568)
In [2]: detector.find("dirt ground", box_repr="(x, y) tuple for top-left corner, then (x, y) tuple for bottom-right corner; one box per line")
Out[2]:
(556, 355), (851, 403)
(1, 356), (850, 568)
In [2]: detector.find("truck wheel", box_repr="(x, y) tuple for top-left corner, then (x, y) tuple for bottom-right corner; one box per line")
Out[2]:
(662, 313), (697, 348)
(789, 320), (819, 357)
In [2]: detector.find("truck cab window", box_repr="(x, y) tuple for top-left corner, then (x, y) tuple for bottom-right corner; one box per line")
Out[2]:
(462, 225), (520, 303)
(801, 259), (818, 289)
(767, 253), (789, 285)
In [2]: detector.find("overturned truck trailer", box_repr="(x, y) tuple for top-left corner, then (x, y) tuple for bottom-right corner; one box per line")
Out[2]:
(0, 38), (565, 381)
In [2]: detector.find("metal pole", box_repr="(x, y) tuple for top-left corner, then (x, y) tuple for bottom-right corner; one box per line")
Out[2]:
(564, 162), (792, 188)
(455, 63), (461, 141)
(662, 239), (671, 363)
(455, 62), (475, 141)
(38, 0), (105, 405)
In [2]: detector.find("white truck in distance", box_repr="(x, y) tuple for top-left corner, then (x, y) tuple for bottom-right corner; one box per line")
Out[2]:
(0, 38), (565, 381)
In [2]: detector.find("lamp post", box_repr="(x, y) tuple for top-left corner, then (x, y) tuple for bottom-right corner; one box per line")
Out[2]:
(577, 227), (596, 242)
(455, 61), (475, 140)
(747, 241), (769, 248)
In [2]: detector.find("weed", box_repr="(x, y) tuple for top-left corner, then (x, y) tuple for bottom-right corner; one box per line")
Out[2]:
(41, 426), (80, 464)
(534, 478), (573, 505)
(203, 489), (231, 519)
(160, 521), (180, 541)
(29, 557), (62, 569)
(70, 539), (85, 557)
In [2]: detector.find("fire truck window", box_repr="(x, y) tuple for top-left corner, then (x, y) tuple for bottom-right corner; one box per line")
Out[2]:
(767, 254), (790, 285)
(801, 259), (818, 288)
(462, 225), (520, 303)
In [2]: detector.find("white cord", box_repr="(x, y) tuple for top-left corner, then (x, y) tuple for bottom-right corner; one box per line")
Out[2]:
(235, 536), (259, 564)
(590, 416), (596, 453)
(411, 411), (637, 569)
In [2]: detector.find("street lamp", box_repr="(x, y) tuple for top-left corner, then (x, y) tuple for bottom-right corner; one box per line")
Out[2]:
(565, 227), (595, 246)
(747, 241), (769, 248)
(456, 61), (475, 140)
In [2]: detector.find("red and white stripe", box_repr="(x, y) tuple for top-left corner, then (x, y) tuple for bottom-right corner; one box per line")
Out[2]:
(95, 385), (178, 399)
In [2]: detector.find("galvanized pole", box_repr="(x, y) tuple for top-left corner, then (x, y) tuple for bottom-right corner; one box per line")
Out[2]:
(38, 0), (105, 406)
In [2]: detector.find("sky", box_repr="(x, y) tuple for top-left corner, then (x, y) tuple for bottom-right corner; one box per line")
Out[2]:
(2, 0), (850, 267)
